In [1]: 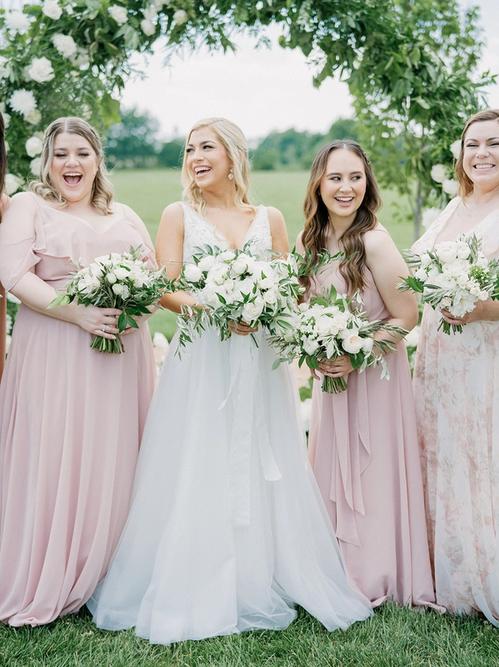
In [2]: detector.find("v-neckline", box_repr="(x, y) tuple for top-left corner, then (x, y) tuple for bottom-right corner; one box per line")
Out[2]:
(433, 197), (499, 246)
(38, 198), (126, 234)
(189, 204), (262, 251)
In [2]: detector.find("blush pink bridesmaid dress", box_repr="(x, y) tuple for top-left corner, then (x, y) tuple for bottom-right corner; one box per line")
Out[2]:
(0, 192), (156, 626)
(308, 250), (437, 608)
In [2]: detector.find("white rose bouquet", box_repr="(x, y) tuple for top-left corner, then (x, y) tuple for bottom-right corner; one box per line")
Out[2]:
(400, 234), (498, 334)
(51, 247), (172, 353)
(268, 286), (405, 393)
(173, 244), (337, 352)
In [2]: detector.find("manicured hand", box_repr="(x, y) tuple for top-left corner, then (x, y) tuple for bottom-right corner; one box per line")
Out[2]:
(318, 355), (353, 378)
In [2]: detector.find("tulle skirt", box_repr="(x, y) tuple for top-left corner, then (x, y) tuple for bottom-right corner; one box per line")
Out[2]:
(88, 329), (371, 644)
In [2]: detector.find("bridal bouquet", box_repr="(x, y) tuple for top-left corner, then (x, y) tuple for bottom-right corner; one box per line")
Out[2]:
(51, 247), (172, 353)
(173, 244), (306, 351)
(268, 286), (405, 393)
(400, 234), (498, 334)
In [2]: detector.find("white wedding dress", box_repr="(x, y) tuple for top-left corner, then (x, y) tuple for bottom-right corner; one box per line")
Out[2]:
(88, 203), (371, 644)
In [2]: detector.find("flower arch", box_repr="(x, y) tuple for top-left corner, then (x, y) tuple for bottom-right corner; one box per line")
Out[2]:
(0, 0), (492, 194)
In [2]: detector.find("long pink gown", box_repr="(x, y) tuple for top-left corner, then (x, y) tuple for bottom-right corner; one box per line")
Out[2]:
(0, 192), (156, 626)
(308, 241), (436, 607)
(413, 198), (499, 626)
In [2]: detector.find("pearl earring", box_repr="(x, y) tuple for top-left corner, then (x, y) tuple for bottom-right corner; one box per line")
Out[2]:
(228, 170), (234, 181)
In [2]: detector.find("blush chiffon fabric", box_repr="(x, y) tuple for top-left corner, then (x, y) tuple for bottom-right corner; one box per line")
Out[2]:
(308, 230), (436, 607)
(0, 193), (156, 626)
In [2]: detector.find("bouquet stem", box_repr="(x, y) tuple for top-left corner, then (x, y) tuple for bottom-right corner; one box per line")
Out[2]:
(438, 319), (463, 335)
(90, 334), (124, 354)
(321, 375), (348, 393)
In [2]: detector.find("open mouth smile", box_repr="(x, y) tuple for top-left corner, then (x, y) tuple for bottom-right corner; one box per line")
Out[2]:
(194, 166), (211, 177)
(63, 173), (83, 185)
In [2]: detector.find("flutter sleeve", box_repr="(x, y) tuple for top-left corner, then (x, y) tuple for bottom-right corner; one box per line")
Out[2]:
(0, 192), (42, 291)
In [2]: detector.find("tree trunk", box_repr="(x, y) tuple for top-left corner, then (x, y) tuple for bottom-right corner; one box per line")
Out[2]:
(413, 179), (423, 242)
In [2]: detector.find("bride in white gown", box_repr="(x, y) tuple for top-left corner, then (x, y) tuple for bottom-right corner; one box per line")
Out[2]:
(88, 117), (371, 644)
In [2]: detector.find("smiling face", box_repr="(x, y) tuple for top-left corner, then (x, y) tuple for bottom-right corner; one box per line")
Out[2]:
(49, 131), (99, 204)
(319, 148), (367, 223)
(185, 127), (232, 191)
(462, 119), (499, 193)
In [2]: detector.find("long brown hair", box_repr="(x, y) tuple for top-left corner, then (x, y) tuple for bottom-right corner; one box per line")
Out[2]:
(455, 108), (499, 197)
(0, 112), (6, 216)
(302, 140), (381, 295)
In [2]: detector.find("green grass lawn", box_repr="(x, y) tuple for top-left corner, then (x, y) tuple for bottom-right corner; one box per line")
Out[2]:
(1, 604), (497, 667)
(110, 169), (415, 340)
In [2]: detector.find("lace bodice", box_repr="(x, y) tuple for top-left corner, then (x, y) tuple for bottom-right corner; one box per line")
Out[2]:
(180, 203), (272, 262)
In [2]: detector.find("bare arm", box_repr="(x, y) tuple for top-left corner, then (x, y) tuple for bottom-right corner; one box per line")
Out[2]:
(268, 206), (289, 255)
(155, 202), (198, 314)
(1, 193), (120, 339)
(364, 227), (418, 341)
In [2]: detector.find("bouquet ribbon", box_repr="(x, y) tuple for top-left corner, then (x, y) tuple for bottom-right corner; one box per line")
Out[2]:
(219, 332), (282, 527)
(327, 373), (371, 546)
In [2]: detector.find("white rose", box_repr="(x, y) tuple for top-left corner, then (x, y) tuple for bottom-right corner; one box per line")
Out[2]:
(114, 266), (130, 281)
(413, 267), (428, 281)
(316, 314), (337, 336)
(435, 241), (458, 264)
(450, 140), (461, 160)
(108, 5), (128, 25)
(262, 289), (277, 305)
(26, 109), (42, 125)
(173, 9), (188, 25)
(184, 264), (203, 283)
(25, 136), (43, 157)
(5, 11), (30, 34)
(208, 264), (229, 286)
(430, 164), (447, 183)
(422, 207), (440, 230)
(442, 179), (458, 197)
(219, 249), (236, 262)
(456, 241), (471, 260)
(106, 272), (117, 284)
(4, 174), (22, 195)
(405, 326), (420, 348)
(242, 297), (265, 323)
(303, 337), (319, 355)
(342, 333), (364, 355)
(52, 34), (77, 59)
(140, 18), (156, 35)
(197, 254), (216, 271)
(113, 283), (129, 299)
(42, 0), (62, 20)
(27, 57), (55, 84)
(231, 254), (252, 276)
(30, 157), (42, 176)
(9, 89), (37, 117)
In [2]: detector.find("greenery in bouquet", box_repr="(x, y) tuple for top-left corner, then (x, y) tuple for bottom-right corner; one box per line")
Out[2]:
(173, 244), (339, 353)
(401, 234), (498, 334)
(50, 246), (172, 353)
(269, 285), (406, 394)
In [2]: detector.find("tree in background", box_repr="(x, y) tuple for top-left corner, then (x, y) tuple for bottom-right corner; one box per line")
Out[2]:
(0, 0), (493, 224)
(347, 1), (494, 238)
(106, 108), (160, 169)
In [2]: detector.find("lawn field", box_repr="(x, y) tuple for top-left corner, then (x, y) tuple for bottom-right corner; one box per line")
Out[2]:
(110, 169), (415, 339)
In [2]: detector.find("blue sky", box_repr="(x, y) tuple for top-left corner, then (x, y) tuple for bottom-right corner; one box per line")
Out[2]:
(122, 0), (499, 140)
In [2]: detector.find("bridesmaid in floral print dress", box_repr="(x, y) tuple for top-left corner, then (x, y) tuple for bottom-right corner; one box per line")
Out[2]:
(413, 109), (499, 626)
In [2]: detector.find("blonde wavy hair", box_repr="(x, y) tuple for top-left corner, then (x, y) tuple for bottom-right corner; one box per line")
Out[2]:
(31, 116), (113, 214)
(181, 117), (253, 214)
(455, 108), (499, 198)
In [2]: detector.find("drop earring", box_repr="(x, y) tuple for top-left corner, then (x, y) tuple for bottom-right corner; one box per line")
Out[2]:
(228, 169), (234, 181)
